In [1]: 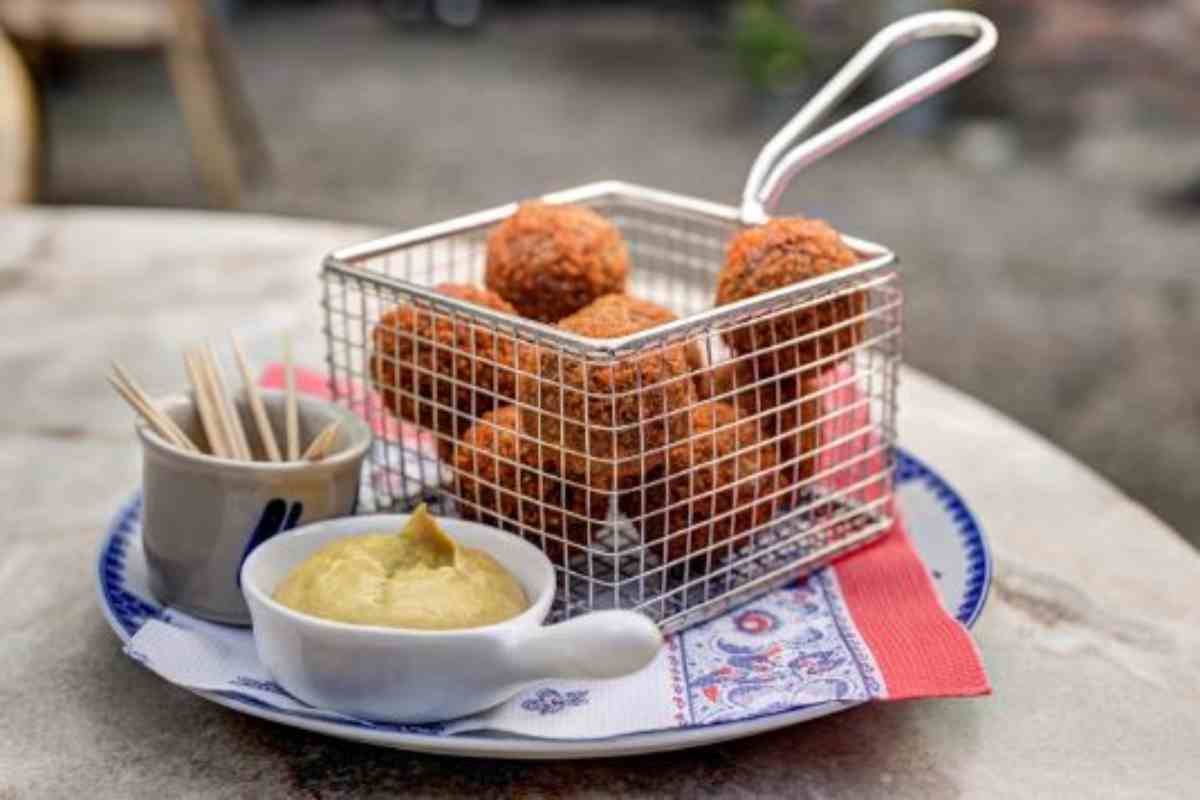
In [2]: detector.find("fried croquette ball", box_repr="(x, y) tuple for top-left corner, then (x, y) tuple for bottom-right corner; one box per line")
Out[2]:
(485, 202), (630, 323)
(694, 360), (821, 489)
(619, 402), (779, 569)
(716, 218), (862, 377)
(370, 283), (518, 461)
(692, 360), (746, 405)
(518, 294), (695, 482)
(591, 292), (706, 376)
(452, 406), (605, 561)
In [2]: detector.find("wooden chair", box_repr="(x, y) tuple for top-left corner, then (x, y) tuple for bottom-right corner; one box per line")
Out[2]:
(0, 0), (267, 207)
(0, 27), (37, 205)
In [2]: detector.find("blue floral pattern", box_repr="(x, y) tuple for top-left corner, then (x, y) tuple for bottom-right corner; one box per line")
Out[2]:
(521, 688), (589, 715)
(678, 573), (881, 724)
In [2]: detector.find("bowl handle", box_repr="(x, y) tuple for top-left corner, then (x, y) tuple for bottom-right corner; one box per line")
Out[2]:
(507, 611), (663, 682)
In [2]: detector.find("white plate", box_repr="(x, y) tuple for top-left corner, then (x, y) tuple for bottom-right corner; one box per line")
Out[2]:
(97, 448), (989, 759)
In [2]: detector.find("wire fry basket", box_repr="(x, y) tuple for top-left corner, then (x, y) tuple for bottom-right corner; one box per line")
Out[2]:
(319, 11), (996, 634)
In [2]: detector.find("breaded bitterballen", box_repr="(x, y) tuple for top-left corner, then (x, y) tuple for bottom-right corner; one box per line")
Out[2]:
(597, 291), (706, 376)
(452, 405), (605, 561)
(518, 293), (695, 484)
(716, 218), (862, 377)
(485, 202), (630, 323)
(694, 359), (821, 490)
(619, 402), (779, 568)
(370, 283), (518, 461)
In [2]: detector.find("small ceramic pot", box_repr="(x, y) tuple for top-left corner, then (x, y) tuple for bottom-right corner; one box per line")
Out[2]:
(241, 513), (664, 723)
(138, 390), (372, 625)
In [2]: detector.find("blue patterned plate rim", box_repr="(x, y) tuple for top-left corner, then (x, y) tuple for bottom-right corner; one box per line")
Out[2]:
(96, 447), (991, 759)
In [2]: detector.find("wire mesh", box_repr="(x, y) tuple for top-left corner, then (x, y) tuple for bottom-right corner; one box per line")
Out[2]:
(321, 182), (900, 634)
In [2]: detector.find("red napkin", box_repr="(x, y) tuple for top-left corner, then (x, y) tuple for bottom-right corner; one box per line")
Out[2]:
(808, 363), (990, 699)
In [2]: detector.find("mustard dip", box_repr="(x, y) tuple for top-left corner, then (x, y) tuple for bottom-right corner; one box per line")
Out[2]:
(272, 505), (529, 630)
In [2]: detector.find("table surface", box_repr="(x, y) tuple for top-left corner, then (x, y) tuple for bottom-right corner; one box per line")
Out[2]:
(2, 208), (1197, 799)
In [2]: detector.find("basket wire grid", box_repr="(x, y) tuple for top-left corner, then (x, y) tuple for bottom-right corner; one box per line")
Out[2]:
(318, 11), (995, 633)
(321, 183), (899, 633)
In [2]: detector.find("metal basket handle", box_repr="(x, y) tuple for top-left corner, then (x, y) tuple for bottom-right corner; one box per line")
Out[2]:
(739, 10), (998, 225)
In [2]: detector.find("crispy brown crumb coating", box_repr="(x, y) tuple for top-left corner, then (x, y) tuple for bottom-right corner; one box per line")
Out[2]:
(694, 359), (820, 489)
(620, 402), (779, 569)
(452, 406), (606, 561)
(580, 292), (706, 376)
(716, 218), (862, 377)
(370, 283), (518, 462)
(485, 202), (630, 323)
(517, 294), (695, 483)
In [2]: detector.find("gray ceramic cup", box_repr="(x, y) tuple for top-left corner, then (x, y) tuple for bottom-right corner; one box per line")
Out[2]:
(138, 390), (372, 625)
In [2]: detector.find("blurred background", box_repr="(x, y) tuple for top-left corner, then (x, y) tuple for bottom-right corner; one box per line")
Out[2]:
(2, 0), (1197, 545)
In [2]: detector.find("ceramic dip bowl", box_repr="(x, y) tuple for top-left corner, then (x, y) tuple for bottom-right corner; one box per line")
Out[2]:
(240, 513), (664, 723)
(138, 390), (372, 625)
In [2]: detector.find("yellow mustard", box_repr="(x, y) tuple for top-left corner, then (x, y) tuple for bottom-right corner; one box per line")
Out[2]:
(272, 505), (528, 630)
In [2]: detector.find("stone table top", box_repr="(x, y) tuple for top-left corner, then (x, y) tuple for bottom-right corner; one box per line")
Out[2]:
(2, 207), (1196, 799)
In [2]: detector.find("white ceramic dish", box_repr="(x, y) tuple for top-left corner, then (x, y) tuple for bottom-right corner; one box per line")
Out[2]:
(98, 448), (990, 759)
(241, 514), (662, 722)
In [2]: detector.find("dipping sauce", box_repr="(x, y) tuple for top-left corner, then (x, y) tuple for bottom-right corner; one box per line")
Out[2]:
(272, 505), (529, 630)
